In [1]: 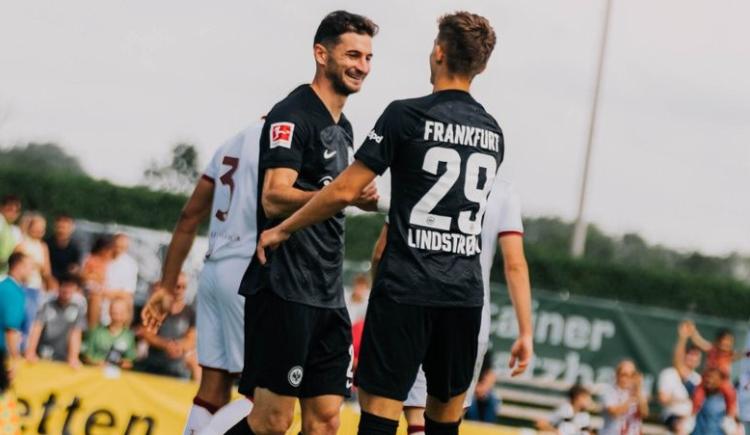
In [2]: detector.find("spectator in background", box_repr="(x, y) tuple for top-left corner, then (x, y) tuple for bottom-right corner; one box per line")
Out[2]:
(0, 253), (33, 360)
(102, 233), (138, 324)
(689, 322), (740, 419)
(136, 275), (198, 380)
(24, 274), (86, 368)
(659, 321), (703, 435)
(600, 359), (649, 435)
(15, 213), (53, 292)
(45, 214), (82, 283)
(536, 385), (593, 435)
(691, 367), (738, 435)
(83, 297), (136, 369)
(82, 236), (114, 328)
(465, 351), (499, 423)
(0, 195), (22, 275)
(0, 350), (21, 435)
(345, 273), (370, 324)
(737, 329), (750, 435)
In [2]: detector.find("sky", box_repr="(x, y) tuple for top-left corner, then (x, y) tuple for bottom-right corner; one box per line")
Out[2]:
(0, 0), (748, 256)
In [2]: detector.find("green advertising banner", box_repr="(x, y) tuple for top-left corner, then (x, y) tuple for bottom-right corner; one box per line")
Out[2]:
(488, 286), (748, 392)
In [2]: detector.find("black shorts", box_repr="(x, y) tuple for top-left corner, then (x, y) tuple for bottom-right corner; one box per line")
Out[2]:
(239, 288), (353, 398)
(354, 296), (481, 403)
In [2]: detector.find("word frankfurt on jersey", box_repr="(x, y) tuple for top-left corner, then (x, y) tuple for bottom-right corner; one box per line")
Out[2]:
(407, 227), (481, 256)
(423, 120), (501, 152)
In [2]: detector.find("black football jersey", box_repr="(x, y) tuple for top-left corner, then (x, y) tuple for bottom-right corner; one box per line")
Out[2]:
(356, 90), (504, 307)
(239, 84), (352, 308)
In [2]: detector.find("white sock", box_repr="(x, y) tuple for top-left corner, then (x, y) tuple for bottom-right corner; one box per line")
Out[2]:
(183, 404), (214, 435)
(198, 398), (254, 435)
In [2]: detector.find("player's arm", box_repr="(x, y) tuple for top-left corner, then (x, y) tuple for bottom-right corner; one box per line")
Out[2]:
(687, 321), (713, 352)
(141, 178), (213, 331)
(370, 223), (388, 281)
(501, 233), (534, 376)
(257, 161), (377, 263)
(261, 168), (317, 218)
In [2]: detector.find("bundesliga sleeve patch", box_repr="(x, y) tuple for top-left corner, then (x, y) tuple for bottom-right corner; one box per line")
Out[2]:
(270, 122), (295, 149)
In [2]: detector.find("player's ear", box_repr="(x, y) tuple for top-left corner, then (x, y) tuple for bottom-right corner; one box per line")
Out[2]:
(313, 43), (329, 67)
(433, 40), (445, 65)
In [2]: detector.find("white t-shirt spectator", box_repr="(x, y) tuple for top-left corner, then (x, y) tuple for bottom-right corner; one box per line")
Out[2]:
(659, 366), (701, 419)
(600, 385), (642, 435)
(549, 402), (592, 435)
(105, 253), (138, 294)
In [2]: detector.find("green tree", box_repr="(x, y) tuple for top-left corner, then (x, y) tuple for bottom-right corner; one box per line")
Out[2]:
(142, 143), (200, 194)
(0, 142), (86, 175)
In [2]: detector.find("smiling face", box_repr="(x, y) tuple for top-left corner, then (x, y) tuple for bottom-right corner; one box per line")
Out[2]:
(318, 32), (373, 96)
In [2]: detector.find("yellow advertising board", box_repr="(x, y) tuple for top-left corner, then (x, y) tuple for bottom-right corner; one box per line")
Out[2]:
(13, 361), (522, 434)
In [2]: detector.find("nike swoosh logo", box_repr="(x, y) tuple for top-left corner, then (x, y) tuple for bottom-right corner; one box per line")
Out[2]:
(324, 149), (337, 159)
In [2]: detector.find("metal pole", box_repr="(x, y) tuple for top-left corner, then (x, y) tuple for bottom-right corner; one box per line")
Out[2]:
(571, 0), (614, 257)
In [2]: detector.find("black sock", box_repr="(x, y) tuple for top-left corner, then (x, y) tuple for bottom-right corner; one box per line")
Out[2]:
(357, 411), (399, 435)
(424, 414), (460, 435)
(224, 417), (255, 435)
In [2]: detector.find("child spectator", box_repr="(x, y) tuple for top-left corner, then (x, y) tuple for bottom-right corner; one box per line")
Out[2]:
(25, 274), (86, 368)
(83, 297), (136, 369)
(600, 359), (649, 435)
(692, 367), (738, 435)
(136, 275), (198, 380)
(536, 385), (593, 435)
(688, 321), (740, 418)
(82, 236), (114, 328)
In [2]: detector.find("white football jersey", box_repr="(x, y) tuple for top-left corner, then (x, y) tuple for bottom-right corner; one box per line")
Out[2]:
(478, 176), (524, 343)
(202, 122), (262, 262)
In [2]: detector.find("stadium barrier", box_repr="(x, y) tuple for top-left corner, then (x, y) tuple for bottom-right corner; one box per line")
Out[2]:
(14, 360), (528, 434)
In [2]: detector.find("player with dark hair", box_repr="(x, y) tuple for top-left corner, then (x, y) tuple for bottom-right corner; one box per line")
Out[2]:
(224, 10), (379, 435)
(254, 11), (524, 435)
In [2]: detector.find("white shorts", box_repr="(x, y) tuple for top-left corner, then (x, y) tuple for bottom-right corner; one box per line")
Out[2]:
(196, 257), (250, 374)
(404, 340), (490, 408)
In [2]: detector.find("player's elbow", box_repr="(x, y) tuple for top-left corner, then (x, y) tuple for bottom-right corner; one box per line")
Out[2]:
(261, 192), (285, 219)
(330, 180), (359, 206)
(504, 258), (528, 276)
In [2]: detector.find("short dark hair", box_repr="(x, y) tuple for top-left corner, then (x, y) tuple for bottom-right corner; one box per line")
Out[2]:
(568, 384), (591, 402)
(59, 272), (83, 288)
(90, 235), (113, 255)
(55, 213), (74, 221)
(1, 194), (20, 207)
(437, 11), (497, 77)
(716, 328), (734, 341)
(7, 252), (26, 270)
(313, 10), (378, 48)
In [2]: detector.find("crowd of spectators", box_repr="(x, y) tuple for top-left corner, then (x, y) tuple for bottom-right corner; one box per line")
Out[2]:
(0, 194), (199, 381)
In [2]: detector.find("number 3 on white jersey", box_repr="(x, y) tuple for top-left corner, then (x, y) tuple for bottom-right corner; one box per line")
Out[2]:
(409, 147), (497, 235)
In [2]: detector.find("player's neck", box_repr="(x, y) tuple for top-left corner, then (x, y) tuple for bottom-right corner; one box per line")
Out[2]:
(432, 74), (472, 93)
(310, 79), (346, 123)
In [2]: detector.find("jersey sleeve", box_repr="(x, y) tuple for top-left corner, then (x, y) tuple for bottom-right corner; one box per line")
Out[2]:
(202, 143), (224, 182)
(0, 291), (23, 332)
(498, 186), (524, 236)
(355, 101), (407, 175)
(260, 110), (310, 172)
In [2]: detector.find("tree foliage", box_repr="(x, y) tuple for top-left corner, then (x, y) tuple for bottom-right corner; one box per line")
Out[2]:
(142, 143), (200, 194)
(0, 142), (86, 175)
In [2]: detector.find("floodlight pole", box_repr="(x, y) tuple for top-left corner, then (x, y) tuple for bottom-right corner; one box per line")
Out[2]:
(571, 0), (614, 258)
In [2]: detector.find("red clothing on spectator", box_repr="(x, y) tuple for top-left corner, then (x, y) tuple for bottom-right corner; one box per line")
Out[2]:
(706, 347), (734, 377)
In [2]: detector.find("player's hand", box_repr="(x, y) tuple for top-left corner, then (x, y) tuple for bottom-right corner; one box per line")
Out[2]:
(141, 288), (174, 332)
(508, 335), (533, 377)
(256, 226), (290, 265)
(353, 181), (379, 212)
